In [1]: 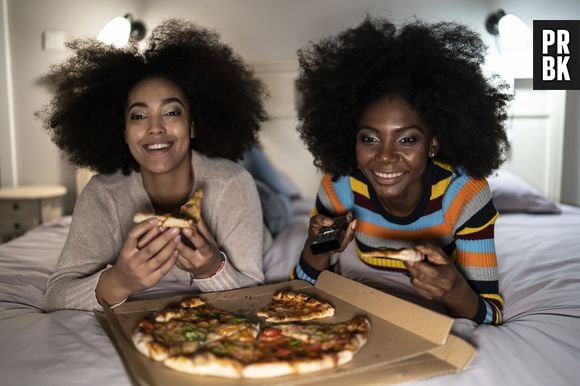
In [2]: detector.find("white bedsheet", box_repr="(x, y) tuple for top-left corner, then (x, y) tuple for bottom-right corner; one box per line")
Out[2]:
(1, 206), (580, 386)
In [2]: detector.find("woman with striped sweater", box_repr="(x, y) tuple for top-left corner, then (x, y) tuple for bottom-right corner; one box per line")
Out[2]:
(292, 17), (511, 325)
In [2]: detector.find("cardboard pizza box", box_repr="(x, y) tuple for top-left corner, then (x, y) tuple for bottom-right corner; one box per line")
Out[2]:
(97, 271), (476, 386)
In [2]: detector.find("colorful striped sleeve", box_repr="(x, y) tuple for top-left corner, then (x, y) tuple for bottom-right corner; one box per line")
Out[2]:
(291, 252), (338, 285)
(451, 176), (503, 325)
(291, 175), (351, 283)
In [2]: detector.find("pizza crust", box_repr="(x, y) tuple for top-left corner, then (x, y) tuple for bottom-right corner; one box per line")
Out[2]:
(133, 213), (193, 228)
(164, 351), (244, 378)
(132, 331), (172, 362)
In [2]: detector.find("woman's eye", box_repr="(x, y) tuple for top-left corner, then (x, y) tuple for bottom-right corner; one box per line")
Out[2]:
(129, 113), (145, 120)
(399, 136), (417, 144)
(359, 134), (379, 144)
(164, 109), (181, 117)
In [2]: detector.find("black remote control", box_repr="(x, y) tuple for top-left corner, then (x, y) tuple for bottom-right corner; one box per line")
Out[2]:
(310, 216), (349, 255)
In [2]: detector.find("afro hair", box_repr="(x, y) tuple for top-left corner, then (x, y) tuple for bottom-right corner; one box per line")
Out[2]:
(296, 17), (511, 178)
(39, 18), (267, 175)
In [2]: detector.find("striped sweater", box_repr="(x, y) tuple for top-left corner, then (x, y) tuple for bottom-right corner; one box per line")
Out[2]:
(292, 160), (503, 325)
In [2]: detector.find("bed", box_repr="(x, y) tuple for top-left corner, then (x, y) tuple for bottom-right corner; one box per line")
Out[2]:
(1, 169), (579, 386)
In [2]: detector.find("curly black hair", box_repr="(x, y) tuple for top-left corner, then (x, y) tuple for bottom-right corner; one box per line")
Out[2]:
(39, 18), (267, 175)
(296, 17), (511, 178)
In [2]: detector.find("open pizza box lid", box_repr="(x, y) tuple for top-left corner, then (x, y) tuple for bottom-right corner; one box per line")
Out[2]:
(97, 271), (476, 386)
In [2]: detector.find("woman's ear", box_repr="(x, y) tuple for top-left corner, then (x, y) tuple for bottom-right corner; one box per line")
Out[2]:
(429, 137), (439, 158)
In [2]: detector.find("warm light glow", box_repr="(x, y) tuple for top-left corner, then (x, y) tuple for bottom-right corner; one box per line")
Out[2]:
(498, 14), (531, 49)
(97, 16), (130, 48)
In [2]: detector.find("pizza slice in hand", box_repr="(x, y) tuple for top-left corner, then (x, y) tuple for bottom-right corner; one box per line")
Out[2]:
(361, 247), (424, 262)
(133, 188), (204, 227)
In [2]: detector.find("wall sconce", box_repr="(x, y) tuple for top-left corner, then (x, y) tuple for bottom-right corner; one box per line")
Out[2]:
(485, 9), (531, 49)
(97, 13), (147, 48)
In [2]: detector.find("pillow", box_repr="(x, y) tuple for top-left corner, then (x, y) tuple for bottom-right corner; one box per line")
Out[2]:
(487, 169), (561, 214)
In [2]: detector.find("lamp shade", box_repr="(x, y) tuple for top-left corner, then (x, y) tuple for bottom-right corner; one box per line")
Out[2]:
(97, 16), (131, 48)
(497, 13), (531, 48)
(486, 9), (531, 49)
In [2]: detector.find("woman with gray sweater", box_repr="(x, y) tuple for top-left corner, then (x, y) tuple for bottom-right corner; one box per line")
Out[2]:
(40, 19), (269, 311)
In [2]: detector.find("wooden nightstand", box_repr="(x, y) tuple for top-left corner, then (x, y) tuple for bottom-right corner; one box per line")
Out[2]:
(0, 185), (67, 243)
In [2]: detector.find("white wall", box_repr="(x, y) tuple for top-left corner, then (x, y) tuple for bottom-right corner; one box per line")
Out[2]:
(1, 0), (580, 212)
(0, 0), (16, 186)
(561, 90), (580, 206)
(1, 0), (142, 212)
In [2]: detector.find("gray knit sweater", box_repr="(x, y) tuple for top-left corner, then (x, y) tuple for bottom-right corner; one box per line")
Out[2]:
(44, 151), (269, 311)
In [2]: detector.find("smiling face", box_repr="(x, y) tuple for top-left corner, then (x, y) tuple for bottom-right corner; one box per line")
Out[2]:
(125, 77), (192, 178)
(356, 98), (438, 216)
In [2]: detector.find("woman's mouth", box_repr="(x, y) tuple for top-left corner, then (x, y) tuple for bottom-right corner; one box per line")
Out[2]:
(374, 170), (404, 179)
(372, 170), (406, 185)
(143, 142), (173, 152)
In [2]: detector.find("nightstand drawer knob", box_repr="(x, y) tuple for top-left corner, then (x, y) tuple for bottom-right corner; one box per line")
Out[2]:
(14, 222), (20, 230)
(13, 203), (19, 210)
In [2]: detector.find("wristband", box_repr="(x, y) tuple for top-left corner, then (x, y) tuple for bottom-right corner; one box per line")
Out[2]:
(208, 251), (227, 278)
(188, 251), (226, 284)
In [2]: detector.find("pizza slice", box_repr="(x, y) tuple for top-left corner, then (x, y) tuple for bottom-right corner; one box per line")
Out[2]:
(132, 212), (193, 228)
(133, 297), (260, 363)
(155, 297), (259, 340)
(132, 318), (211, 361)
(180, 188), (203, 222)
(256, 291), (335, 323)
(242, 316), (371, 379)
(273, 315), (371, 349)
(133, 188), (204, 228)
(360, 247), (425, 262)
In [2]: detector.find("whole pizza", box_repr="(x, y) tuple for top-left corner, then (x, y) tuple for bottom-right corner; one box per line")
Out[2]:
(132, 291), (371, 379)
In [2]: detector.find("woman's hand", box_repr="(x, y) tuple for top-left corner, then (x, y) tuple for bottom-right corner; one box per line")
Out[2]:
(404, 243), (479, 319)
(175, 217), (223, 279)
(97, 218), (180, 306)
(302, 213), (357, 271)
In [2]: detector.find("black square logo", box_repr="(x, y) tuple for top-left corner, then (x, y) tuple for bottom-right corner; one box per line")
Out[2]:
(533, 20), (580, 90)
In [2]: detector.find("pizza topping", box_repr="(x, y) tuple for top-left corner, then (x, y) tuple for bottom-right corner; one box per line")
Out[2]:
(259, 327), (282, 340)
(183, 328), (207, 343)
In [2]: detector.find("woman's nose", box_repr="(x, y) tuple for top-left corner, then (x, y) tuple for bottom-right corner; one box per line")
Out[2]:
(376, 144), (398, 162)
(147, 116), (166, 134)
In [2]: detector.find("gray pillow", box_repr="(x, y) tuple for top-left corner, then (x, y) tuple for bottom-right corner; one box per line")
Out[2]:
(488, 170), (561, 214)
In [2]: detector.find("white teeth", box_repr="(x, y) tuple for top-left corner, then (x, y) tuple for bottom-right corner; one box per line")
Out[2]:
(374, 171), (403, 179)
(146, 142), (171, 150)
